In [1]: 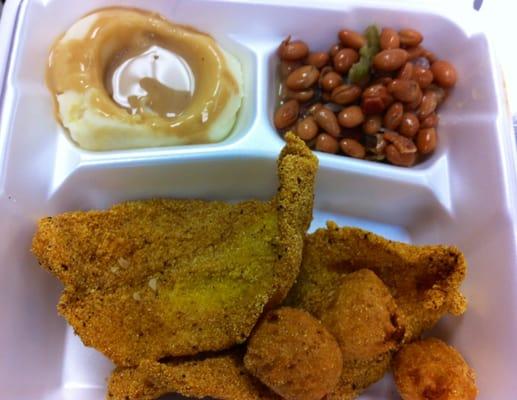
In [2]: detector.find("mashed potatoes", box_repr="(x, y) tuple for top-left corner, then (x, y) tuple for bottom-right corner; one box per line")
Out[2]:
(47, 8), (243, 150)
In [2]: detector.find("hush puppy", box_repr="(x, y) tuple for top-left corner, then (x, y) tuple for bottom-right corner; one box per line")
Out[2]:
(244, 307), (342, 400)
(320, 269), (405, 398)
(393, 337), (478, 400)
(321, 269), (405, 361)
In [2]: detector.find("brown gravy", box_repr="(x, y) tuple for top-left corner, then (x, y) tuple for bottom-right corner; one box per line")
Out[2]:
(105, 44), (194, 118)
(47, 7), (241, 144)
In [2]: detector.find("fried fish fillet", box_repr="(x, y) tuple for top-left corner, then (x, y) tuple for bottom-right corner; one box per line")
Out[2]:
(286, 221), (468, 399)
(107, 349), (280, 400)
(32, 133), (318, 367)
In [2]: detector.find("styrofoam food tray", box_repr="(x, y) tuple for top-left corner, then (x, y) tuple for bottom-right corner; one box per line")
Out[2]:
(1, 0), (517, 399)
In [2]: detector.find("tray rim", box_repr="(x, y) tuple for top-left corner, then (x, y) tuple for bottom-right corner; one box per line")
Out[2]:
(1, 1), (517, 399)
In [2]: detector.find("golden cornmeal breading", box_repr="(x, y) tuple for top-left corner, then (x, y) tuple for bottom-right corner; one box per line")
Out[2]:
(393, 338), (478, 400)
(325, 355), (392, 400)
(31, 133), (318, 367)
(107, 349), (280, 400)
(244, 307), (343, 400)
(285, 221), (467, 400)
(286, 221), (467, 339)
(103, 223), (469, 400)
(321, 269), (404, 361)
(320, 269), (405, 400)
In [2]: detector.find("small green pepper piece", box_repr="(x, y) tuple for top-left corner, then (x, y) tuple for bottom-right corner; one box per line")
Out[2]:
(364, 25), (380, 53)
(348, 25), (380, 83)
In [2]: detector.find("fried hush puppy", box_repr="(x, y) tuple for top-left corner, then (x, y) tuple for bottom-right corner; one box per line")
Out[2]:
(393, 338), (478, 400)
(319, 269), (405, 400)
(321, 269), (405, 361)
(244, 307), (343, 400)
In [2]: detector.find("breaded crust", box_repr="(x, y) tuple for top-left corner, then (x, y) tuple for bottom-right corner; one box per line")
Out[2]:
(286, 221), (467, 399)
(107, 349), (280, 400)
(320, 269), (405, 399)
(32, 133), (318, 367)
(393, 338), (478, 400)
(287, 221), (467, 339)
(244, 307), (343, 400)
(104, 222), (468, 400)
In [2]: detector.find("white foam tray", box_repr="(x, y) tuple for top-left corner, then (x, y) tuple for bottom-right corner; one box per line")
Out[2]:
(1, 0), (517, 399)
